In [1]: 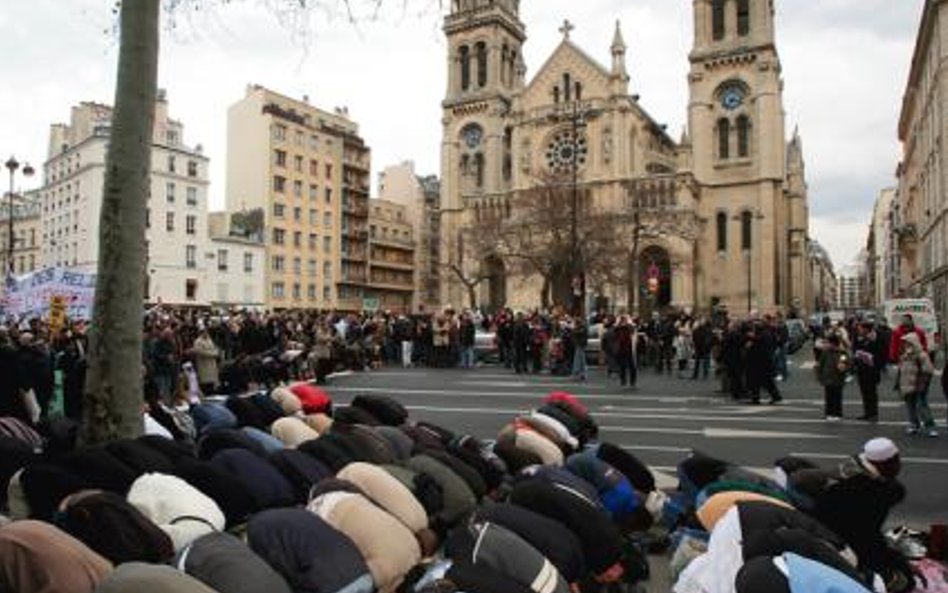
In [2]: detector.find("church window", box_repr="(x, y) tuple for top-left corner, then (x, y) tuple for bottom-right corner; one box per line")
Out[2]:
(737, 0), (751, 36)
(461, 154), (470, 175)
(716, 212), (728, 252)
(712, 0), (726, 40)
(736, 115), (751, 157)
(460, 46), (471, 91)
(575, 82), (583, 101)
(476, 42), (488, 87)
(741, 211), (753, 251)
(553, 86), (560, 104)
(717, 118), (731, 159)
(563, 73), (572, 102)
(475, 153), (485, 187)
(501, 43), (509, 85)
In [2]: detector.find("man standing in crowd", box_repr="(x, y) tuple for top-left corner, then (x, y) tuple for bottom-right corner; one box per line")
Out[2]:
(459, 312), (476, 369)
(853, 320), (885, 422)
(571, 317), (588, 382)
(613, 315), (637, 388)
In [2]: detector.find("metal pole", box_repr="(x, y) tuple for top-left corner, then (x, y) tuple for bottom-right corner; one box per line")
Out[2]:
(572, 102), (579, 315)
(6, 166), (14, 279)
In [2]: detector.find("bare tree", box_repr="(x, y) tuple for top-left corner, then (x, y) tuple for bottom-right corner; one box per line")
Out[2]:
(475, 172), (631, 309)
(83, 0), (439, 444)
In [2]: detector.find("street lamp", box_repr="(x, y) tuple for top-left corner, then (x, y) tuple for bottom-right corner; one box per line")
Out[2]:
(734, 210), (765, 314)
(4, 156), (35, 282)
(564, 100), (598, 316)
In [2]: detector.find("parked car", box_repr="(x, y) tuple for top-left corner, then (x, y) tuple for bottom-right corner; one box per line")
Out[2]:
(475, 329), (498, 363)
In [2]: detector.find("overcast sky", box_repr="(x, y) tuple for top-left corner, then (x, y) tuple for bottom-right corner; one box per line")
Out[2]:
(0, 0), (923, 270)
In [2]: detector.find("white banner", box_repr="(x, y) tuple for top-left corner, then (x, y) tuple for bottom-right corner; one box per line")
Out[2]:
(2, 267), (96, 321)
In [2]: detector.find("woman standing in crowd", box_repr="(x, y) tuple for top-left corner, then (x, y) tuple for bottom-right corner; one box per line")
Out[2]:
(896, 332), (937, 437)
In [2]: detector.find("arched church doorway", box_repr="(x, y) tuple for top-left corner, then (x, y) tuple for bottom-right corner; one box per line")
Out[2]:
(634, 246), (672, 318)
(484, 255), (507, 312)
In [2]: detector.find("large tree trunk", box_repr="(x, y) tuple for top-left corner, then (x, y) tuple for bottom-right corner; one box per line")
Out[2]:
(82, 0), (160, 444)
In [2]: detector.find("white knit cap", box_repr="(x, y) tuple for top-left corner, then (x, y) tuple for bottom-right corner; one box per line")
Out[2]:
(863, 437), (899, 462)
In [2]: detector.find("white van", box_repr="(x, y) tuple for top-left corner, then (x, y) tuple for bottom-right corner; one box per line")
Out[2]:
(883, 298), (940, 348)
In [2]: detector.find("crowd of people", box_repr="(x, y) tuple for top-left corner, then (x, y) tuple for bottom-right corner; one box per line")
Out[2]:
(1, 306), (946, 436)
(0, 378), (936, 593)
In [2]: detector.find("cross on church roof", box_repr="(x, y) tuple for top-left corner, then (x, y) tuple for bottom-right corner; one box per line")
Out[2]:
(559, 19), (575, 40)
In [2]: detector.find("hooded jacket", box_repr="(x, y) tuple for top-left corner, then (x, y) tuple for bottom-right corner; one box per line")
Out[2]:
(269, 449), (332, 503)
(210, 448), (296, 510)
(446, 521), (569, 593)
(474, 502), (587, 583)
(177, 532), (292, 593)
(247, 508), (372, 593)
(0, 520), (112, 593)
(173, 458), (258, 528)
(271, 417), (320, 448)
(308, 486), (422, 593)
(94, 562), (218, 593)
(405, 454), (477, 530)
(57, 490), (174, 566)
(897, 332), (934, 394)
(337, 462), (428, 534)
(126, 473), (226, 552)
(509, 478), (623, 577)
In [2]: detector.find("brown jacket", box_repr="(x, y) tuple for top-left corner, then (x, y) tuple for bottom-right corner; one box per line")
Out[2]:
(308, 492), (421, 593)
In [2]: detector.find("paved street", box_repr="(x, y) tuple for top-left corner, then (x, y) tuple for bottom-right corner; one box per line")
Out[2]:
(324, 353), (947, 527)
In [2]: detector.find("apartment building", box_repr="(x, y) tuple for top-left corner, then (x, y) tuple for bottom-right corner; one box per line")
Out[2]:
(377, 161), (441, 311)
(207, 211), (266, 308)
(225, 84), (371, 310)
(897, 0), (948, 325)
(0, 191), (42, 278)
(39, 94), (211, 305)
(367, 199), (415, 313)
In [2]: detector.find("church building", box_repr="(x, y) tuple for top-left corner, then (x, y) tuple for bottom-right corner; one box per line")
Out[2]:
(439, 0), (811, 316)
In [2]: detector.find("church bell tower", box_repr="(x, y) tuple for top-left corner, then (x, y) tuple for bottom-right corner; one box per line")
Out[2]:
(440, 0), (526, 307)
(688, 0), (789, 313)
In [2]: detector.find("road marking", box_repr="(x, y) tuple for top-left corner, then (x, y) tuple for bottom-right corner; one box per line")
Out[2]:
(792, 451), (948, 466)
(603, 425), (837, 440)
(331, 384), (947, 411)
(620, 444), (692, 454)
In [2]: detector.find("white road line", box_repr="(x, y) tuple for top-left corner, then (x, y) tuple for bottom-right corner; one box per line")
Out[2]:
(603, 425), (837, 440)
(330, 385), (947, 410)
(620, 444), (692, 454)
(792, 451), (948, 466)
(402, 403), (927, 429)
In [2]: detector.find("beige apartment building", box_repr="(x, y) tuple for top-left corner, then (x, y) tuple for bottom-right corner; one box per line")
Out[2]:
(896, 0), (948, 326)
(439, 0), (812, 316)
(807, 240), (837, 314)
(377, 161), (442, 311)
(0, 191), (42, 279)
(226, 85), (371, 310)
(39, 95), (211, 305)
(367, 199), (416, 312)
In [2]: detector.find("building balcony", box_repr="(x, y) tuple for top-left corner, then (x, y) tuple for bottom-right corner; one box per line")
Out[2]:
(369, 280), (414, 292)
(343, 227), (369, 240)
(370, 258), (414, 271)
(895, 223), (919, 248)
(342, 249), (368, 262)
(343, 202), (369, 217)
(370, 236), (415, 250)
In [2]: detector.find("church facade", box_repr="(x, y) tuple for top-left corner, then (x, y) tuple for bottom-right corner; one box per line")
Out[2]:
(439, 0), (811, 317)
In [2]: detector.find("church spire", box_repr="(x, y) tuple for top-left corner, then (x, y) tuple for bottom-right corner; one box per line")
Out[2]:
(611, 20), (628, 79)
